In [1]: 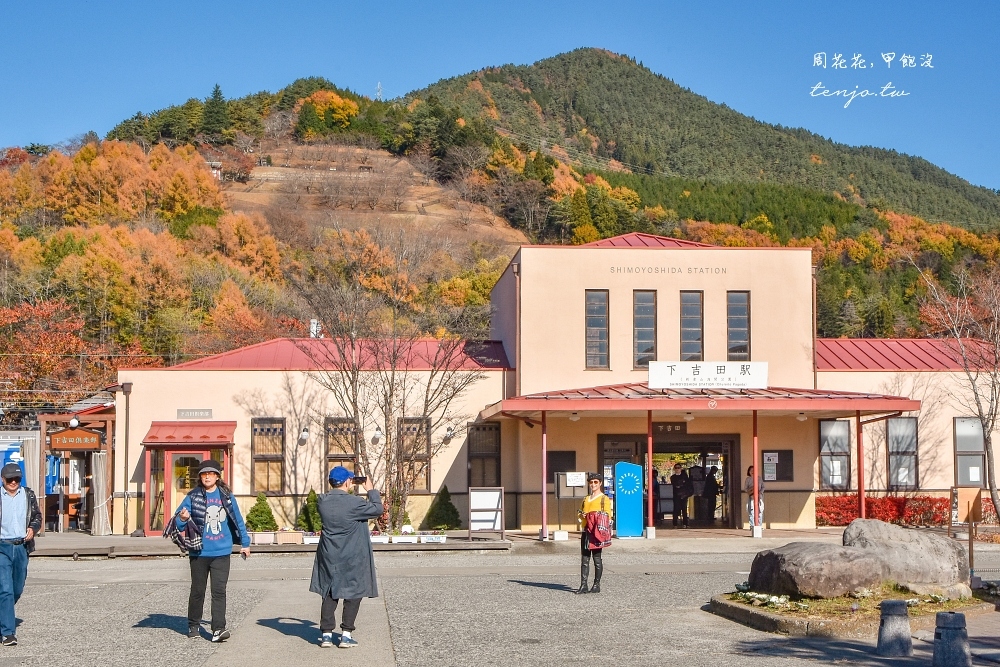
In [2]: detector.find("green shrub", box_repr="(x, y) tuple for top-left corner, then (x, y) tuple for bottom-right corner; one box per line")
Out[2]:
(245, 492), (278, 531)
(296, 489), (322, 532)
(421, 485), (461, 530)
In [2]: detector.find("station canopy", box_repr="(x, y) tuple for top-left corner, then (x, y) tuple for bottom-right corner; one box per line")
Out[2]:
(480, 382), (920, 422)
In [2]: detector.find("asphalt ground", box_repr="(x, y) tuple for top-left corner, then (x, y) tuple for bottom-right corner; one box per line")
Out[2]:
(2, 544), (998, 666)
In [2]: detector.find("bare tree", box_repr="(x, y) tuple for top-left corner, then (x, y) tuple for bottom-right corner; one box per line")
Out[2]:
(364, 175), (389, 210)
(290, 226), (489, 529)
(233, 132), (256, 154)
(264, 111), (294, 146)
(918, 262), (1000, 514)
(318, 178), (346, 209)
(389, 177), (409, 212)
(346, 174), (364, 210)
(408, 150), (439, 185)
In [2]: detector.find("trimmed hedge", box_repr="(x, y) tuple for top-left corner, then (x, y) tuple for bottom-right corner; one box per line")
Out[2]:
(815, 495), (949, 527)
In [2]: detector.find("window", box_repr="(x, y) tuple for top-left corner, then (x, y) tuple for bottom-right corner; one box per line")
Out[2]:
(819, 420), (850, 490)
(546, 451), (577, 484)
(585, 290), (609, 368)
(680, 291), (703, 361)
(468, 423), (500, 487)
(251, 418), (285, 493)
(398, 417), (431, 493)
(727, 291), (750, 361)
(887, 417), (918, 490)
(325, 418), (359, 478)
(955, 417), (986, 488)
(633, 290), (656, 368)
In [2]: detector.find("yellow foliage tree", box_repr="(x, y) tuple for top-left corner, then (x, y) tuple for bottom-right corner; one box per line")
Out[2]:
(295, 90), (359, 129)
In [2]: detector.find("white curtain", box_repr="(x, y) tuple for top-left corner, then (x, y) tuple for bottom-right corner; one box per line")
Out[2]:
(90, 452), (111, 536)
(22, 436), (39, 498)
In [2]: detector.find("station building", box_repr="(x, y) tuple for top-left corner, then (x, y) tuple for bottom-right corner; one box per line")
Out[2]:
(84, 232), (994, 536)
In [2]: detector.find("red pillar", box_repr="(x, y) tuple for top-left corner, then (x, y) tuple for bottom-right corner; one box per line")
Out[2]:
(856, 410), (866, 519)
(752, 410), (760, 529)
(540, 411), (548, 541)
(647, 410), (654, 528)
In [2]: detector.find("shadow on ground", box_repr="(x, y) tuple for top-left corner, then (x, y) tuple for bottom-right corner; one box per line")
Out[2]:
(133, 613), (188, 635)
(507, 580), (575, 593)
(257, 616), (319, 644)
(734, 637), (935, 666)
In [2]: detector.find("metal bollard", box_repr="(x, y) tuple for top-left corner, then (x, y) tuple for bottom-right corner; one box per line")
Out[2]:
(932, 611), (971, 667)
(876, 600), (912, 657)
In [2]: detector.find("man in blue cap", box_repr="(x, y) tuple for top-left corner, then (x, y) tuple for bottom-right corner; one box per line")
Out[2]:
(0, 462), (41, 647)
(309, 465), (383, 649)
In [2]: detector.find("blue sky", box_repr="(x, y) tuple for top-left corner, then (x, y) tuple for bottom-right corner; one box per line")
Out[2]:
(3, 1), (997, 189)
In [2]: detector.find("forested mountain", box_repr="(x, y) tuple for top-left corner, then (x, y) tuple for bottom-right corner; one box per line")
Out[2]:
(410, 48), (1000, 230)
(6, 47), (1000, 420)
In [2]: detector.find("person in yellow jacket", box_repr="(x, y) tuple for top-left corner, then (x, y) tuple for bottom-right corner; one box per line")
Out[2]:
(576, 472), (613, 594)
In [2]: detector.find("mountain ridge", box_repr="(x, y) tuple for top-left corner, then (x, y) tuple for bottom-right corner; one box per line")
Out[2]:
(407, 48), (1000, 229)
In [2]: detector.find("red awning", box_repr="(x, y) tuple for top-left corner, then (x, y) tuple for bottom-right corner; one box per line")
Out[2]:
(480, 383), (920, 421)
(141, 421), (237, 446)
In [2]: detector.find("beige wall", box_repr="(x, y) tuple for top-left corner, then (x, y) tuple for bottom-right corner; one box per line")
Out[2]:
(113, 368), (505, 533)
(489, 251), (519, 384)
(491, 245), (815, 396)
(818, 370), (1000, 493)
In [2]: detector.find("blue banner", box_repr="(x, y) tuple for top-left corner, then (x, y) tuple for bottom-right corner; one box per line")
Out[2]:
(614, 462), (644, 538)
(1, 444), (24, 480)
(46, 454), (60, 495)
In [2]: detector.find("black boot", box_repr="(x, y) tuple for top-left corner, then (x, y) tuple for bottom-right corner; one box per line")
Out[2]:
(591, 559), (603, 593)
(575, 561), (589, 594)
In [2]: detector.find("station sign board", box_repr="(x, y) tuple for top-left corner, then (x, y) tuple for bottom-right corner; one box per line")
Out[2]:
(649, 361), (768, 390)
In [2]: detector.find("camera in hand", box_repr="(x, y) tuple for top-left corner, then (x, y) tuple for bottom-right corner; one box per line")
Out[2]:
(353, 476), (368, 484)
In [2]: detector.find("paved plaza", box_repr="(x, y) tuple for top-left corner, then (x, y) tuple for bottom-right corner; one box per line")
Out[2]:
(2, 535), (998, 666)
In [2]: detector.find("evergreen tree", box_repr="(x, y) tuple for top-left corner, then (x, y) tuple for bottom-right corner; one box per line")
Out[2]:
(420, 485), (461, 530)
(569, 189), (592, 228)
(295, 102), (324, 139)
(295, 488), (323, 532)
(201, 84), (231, 137)
(245, 492), (278, 531)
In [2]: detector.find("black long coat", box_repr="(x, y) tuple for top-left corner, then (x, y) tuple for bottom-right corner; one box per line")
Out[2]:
(309, 488), (384, 599)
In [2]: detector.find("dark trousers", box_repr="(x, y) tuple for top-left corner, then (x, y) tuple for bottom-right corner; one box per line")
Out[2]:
(579, 534), (603, 585)
(188, 555), (231, 632)
(673, 497), (689, 526)
(0, 543), (27, 637)
(320, 595), (362, 633)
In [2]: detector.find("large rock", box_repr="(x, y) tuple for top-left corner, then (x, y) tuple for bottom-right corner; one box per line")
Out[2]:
(749, 542), (884, 598)
(843, 519), (971, 598)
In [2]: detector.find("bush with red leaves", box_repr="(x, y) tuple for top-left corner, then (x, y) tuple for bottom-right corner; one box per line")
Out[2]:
(815, 494), (950, 527)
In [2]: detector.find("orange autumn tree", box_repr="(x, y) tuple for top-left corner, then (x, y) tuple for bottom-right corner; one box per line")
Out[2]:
(0, 141), (223, 225)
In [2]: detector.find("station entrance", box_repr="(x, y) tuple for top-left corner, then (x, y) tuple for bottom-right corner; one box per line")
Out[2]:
(599, 428), (740, 529)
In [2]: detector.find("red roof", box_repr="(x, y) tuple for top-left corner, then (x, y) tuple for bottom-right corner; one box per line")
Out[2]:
(816, 338), (964, 371)
(581, 232), (715, 248)
(142, 421), (237, 445)
(164, 338), (511, 371)
(482, 382), (919, 419)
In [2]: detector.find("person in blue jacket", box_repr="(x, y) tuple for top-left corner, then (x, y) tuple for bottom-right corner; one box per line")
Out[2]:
(173, 459), (250, 642)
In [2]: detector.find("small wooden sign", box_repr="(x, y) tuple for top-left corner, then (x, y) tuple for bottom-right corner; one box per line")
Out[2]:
(49, 427), (104, 450)
(952, 487), (983, 523)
